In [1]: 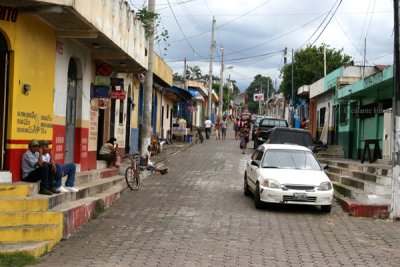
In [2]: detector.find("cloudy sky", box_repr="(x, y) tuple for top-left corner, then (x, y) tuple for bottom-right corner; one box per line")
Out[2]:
(129, 0), (394, 91)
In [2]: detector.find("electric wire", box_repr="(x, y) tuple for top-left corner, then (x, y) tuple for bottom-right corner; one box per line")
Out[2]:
(298, 0), (339, 49)
(310, 0), (343, 46)
(166, 0), (206, 59)
(170, 0), (272, 44)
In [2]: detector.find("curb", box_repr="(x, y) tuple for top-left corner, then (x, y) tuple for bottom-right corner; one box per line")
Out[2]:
(334, 193), (389, 219)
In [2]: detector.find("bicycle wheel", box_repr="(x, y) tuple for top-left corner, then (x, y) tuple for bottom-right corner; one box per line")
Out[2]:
(195, 133), (200, 144)
(125, 166), (140, 190)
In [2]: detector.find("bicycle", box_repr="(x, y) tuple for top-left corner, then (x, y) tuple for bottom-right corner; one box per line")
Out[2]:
(194, 126), (204, 144)
(125, 153), (141, 190)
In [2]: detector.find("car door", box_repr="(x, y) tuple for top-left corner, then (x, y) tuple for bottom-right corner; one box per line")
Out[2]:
(246, 147), (264, 191)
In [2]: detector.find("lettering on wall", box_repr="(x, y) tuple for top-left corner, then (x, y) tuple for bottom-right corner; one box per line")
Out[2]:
(16, 111), (52, 134)
(0, 6), (18, 22)
(89, 110), (98, 151)
(55, 137), (65, 161)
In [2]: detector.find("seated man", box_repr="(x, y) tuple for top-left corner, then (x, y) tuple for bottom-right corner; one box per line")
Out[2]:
(21, 139), (53, 195)
(39, 140), (79, 193)
(144, 145), (168, 175)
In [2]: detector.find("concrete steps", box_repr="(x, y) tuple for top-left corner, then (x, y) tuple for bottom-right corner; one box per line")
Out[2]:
(0, 166), (126, 257)
(316, 145), (344, 158)
(321, 158), (392, 218)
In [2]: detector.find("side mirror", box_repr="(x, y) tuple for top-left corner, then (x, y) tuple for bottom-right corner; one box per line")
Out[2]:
(251, 160), (259, 167)
(320, 164), (329, 170)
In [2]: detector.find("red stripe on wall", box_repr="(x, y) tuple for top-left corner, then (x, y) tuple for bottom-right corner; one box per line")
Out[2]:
(7, 148), (25, 181)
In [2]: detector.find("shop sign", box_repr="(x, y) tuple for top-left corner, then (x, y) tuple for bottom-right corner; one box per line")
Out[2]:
(91, 85), (110, 98)
(110, 78), (124, 87)
(96, 62), (113, 77)
(109, 90), (126, 100)
(95, 76), (111, 86)
(0, 5), (18, 22)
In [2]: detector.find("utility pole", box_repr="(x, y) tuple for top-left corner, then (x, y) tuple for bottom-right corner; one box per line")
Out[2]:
(259, 85), (263, 115)
(183, 57), (187, 90)
(291, 49), (295, 127)
(323, 44), (327, 77)
(390, 0), (400, 220)
(219, 47), (224, 118)
(207, 17), (216, 118)
(140, 0), (155, 157)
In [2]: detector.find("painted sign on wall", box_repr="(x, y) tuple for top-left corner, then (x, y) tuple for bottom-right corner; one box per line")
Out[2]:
(16, 111), (52, 134)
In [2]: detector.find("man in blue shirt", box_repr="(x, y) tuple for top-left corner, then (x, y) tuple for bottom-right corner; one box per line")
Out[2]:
(21, 139), (53, 195)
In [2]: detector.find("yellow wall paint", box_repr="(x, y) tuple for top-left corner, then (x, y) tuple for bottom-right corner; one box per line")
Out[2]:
(132, 79), (140, 128)
(2, 15), (56, 142)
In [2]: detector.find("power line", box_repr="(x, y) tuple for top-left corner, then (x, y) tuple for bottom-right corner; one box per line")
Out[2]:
(170, 0), (272, 44)
(224, 12), (327, 57)
(298, 0), (339, 48)
(310, 0), (343, 46)
(166, 0), (206, 59)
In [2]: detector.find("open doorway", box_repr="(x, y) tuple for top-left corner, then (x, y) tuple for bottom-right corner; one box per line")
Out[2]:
(0, 32), (9, 170)
(65, 58), (78, 164)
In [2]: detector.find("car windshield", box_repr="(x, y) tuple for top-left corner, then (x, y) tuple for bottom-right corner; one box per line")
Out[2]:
(261, 150), (321, 171)
(260, 119), (287, 127)
(270, 130), (312, 146)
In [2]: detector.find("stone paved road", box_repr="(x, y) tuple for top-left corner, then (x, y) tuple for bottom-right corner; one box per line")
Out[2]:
(37, 131), (400, 267)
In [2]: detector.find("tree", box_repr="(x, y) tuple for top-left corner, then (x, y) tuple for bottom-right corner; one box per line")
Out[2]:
(186, 65), (202, 80)
(279, 44), (351, 98)
(245, 74), (274, 114)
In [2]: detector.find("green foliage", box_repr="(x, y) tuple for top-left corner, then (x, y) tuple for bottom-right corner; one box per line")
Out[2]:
(279, 44), (351, 98)
(0, 252), (38, 267)
(245, 74), (274, 114)
(137, 7), (169, 57)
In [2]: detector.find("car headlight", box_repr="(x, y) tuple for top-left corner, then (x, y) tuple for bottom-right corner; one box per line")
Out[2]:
(317, 181), (332, 191)
(263, 179), (281, 188)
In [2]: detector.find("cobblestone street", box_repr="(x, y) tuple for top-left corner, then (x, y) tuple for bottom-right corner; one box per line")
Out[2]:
(37, 131), (400, 267)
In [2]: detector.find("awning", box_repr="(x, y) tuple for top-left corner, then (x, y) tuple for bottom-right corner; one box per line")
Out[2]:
(188, 88), (204, 101)
(163, 86), (193, 101)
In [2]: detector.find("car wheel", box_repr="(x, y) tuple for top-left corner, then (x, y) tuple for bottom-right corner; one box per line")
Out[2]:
(243, 174), (251, 196)
(321, 205), (332, 213)
(254, 183), (263, 209)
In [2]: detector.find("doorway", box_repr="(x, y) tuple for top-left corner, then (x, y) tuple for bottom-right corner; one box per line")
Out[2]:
(65, 58), (77, 164)
(125, 85), (132, 154)
(0, 33), (9, 170)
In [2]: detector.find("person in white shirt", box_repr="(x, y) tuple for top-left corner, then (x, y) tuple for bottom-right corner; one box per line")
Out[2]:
(39, 140), (79, 193)
(204, 117), (213, 139)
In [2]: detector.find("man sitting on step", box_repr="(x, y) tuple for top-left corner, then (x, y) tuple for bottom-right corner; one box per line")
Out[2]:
(21, 139), (54, 195)
(39, 140), (79, 193)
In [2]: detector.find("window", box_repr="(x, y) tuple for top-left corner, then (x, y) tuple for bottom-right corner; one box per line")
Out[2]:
(339, 101), (347, 124)
(119, 100), (124, 124)
(262, 150), (321, 170)
(167, 104), (169, 119)
(319, 107), (326, 127)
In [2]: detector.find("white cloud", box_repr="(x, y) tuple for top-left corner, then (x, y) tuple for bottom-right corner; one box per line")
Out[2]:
(131, 0), (393, 90)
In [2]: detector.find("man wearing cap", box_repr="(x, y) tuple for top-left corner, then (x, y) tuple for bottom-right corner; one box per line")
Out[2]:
(39, 140), (78, 193)
(21, 139), (53, 195)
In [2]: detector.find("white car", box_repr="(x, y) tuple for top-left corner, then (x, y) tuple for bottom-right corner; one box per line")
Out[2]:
(244, 144), (333, 212)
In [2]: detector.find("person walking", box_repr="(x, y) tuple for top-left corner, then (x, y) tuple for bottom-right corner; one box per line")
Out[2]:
(240, 122), (250, 154)
(234, 117), (240, 140)
(221, 116), (227, 140)
(204, 117), (213, 140)
(215, 115), (221, 140)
